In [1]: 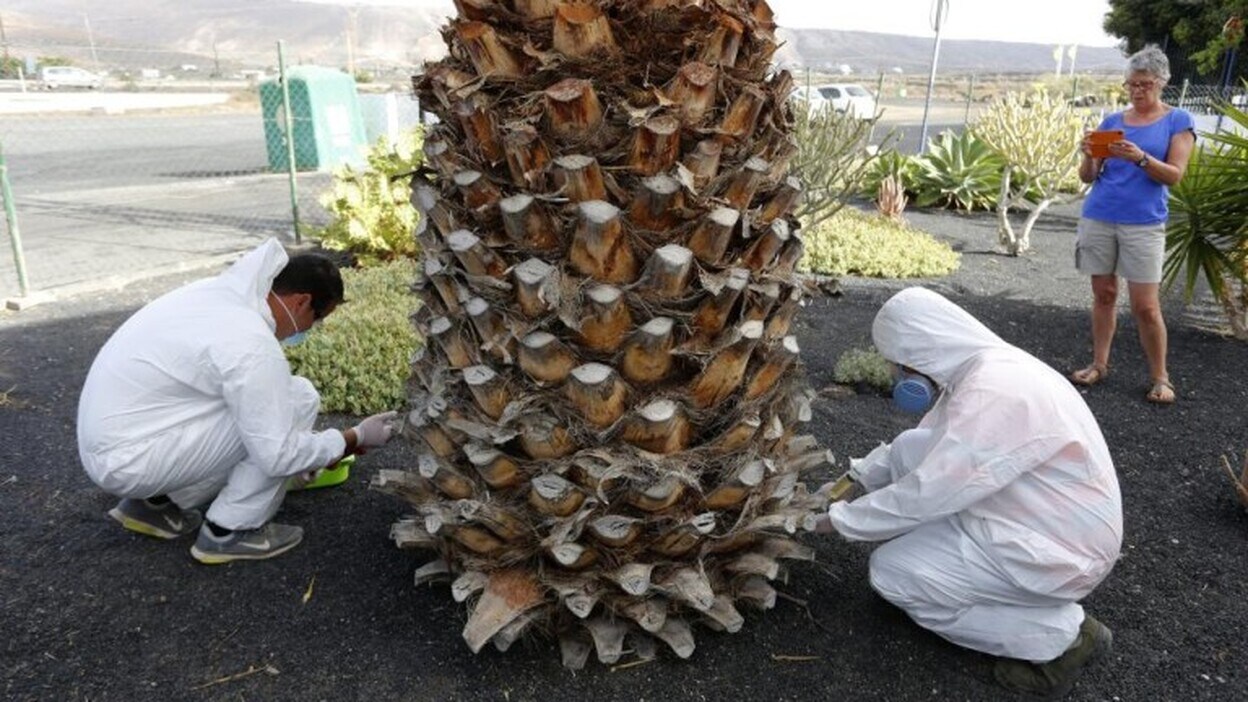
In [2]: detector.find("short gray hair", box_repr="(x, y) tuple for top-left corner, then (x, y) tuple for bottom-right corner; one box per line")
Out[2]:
(1126, 45), (1171, 84)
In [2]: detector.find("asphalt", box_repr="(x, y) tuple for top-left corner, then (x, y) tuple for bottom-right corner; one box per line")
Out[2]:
(0, 165), (339, 310)
(0, 96), (973, 311)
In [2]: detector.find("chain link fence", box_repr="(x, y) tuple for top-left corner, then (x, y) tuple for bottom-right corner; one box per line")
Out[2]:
(0, 74), (424, 300)
(1165, 81), (1248, 116)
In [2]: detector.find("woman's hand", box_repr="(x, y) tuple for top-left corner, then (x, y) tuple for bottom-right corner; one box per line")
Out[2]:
(1106, 138), (1146, 163)
(1079, 131), (1096, 159)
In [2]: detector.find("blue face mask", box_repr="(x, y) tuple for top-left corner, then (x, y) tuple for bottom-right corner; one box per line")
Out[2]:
(892, 370), (937, 414)
(282, 330), (309, 347)
(274, 293), (312, 346)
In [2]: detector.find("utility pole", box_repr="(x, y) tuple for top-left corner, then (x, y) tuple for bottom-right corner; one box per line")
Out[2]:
(0, 13), (10, 65)
(0, 12), (13, 81)
(83, 12), (100, 71)
(918, 0), (949, 153)
(345, 5), (361, 77)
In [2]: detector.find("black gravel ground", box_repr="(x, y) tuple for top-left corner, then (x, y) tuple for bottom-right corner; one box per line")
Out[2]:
(2, 203), (1246, 701)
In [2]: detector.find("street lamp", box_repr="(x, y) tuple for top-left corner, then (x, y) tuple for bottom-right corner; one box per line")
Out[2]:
(918, 0), (949, 153)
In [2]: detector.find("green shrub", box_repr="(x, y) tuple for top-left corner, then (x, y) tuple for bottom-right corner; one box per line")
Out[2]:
(314, 128), (424, 265)
(799, 207), (960, 278)
(861, 148), (918, 200)
(911, 130), (1004, 211)
(792, 103), (894, 229)
(285, 259), (421, 415)
(833, 348), (894, 392)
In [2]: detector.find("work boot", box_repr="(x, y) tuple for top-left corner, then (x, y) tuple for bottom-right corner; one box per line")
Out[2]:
(190, 522), (304, 565)
(993, 615), (1113, 699)
(108, 498), (202, 540)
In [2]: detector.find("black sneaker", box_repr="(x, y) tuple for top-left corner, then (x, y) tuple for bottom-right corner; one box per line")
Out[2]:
(107, 498), (202, 540)
(993, 615), (1113, 699)
(189, 522), (304, 565)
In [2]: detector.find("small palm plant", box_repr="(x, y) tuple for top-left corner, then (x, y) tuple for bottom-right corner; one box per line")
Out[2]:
(876, 174), (907, 222)
(1164, 99), (1248, 340)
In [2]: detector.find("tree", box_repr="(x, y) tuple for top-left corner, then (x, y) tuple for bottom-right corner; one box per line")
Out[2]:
(36, 55), (72, 68)
(375, 0), (830, 668)
(973, 91), (1090, 256)
(0, 57), (22, 79)
(1105, 0), (1248, 77)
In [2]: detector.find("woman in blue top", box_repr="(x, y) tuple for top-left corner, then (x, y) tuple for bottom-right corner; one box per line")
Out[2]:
(1070, 45), (1196, 405)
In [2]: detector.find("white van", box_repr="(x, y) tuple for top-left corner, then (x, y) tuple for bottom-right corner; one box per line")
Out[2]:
(39, 66), (104, 90)
(794, 83), (878, 120)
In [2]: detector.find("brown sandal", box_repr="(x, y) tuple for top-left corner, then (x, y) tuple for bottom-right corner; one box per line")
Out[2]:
(1146, 378), (1176, 405)
(1070, 364), (1109, 387)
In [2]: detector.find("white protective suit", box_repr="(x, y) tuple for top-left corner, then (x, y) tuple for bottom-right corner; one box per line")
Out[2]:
(828, 287), (1122, 662)
(77, 239), (346, 530)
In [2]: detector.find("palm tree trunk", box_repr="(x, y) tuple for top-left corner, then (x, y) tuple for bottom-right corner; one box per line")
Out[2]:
(376, 0), (830, 667)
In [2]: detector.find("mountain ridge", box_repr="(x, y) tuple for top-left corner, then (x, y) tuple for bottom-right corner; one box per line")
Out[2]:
(3, 1), (1125, 75)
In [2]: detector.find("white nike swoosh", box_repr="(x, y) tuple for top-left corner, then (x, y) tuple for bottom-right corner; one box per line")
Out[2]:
(166, 516), (184, 532)
(239, 538), (272, 551)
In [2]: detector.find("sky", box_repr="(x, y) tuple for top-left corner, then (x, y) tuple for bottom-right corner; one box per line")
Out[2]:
(766, 0), (1117, 47)
(301, 0), (1119, 47)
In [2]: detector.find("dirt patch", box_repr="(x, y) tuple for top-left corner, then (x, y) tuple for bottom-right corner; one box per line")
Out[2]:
(1, 203), (1245, 701)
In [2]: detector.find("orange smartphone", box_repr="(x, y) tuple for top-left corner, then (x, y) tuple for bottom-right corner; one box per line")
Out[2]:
(1088, 129), (1125, 158)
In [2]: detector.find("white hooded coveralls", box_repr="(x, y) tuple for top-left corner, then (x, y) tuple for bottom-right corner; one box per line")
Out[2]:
(77, 239), (345, 529)
(828, 288), (1122, 662)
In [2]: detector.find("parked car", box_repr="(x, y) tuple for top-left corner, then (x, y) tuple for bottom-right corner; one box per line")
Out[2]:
(39, 66), (104, 90)
(794, 83), (877, 119)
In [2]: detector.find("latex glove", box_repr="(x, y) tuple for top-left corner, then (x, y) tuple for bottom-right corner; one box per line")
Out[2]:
(817, 474), (859, 503)
(353, 410), (398, 449)
(288, 468), (321, 490)
(811, 513), (837, 535)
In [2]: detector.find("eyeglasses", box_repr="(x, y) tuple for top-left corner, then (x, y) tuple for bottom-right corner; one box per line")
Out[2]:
(1123, 80), (1158, 91)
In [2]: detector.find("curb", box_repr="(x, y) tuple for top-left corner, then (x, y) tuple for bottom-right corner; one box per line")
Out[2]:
(5, 251), (244, 311)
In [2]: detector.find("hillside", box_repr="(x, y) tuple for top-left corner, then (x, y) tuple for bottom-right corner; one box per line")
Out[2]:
(4, 0), (1125, 75)
(777, 29), (1126, 75)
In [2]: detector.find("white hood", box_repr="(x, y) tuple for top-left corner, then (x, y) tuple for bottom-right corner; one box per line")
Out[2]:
(872, 287), (1006, 386)
(217, 237), (289, 324)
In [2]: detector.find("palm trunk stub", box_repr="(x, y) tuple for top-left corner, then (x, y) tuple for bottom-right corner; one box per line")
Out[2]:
(373, 0), (832, 668)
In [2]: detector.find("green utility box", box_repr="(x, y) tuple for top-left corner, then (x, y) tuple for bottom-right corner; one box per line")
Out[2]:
(261, 67), (367, 172)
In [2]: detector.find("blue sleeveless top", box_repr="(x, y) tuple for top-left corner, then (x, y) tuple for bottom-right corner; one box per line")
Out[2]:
(1081, 108), (1196, 225)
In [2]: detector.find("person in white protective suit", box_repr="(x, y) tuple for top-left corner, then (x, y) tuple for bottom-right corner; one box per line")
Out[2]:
(78, 238), (399, 564)
(814, 287), (1123, 698)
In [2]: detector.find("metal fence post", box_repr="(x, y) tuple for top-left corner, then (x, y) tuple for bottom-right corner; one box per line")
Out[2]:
(963, 73), (976, 126)
(0, 141), (30, 297)
(1215, 47), (1239, 135)
(1178, 78), (1190, 110)
(277, 40), (301, 244)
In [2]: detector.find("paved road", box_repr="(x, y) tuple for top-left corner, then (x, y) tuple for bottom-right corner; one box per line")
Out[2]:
(1, 113), (271, 195)
(0, 111), (330, 303)
(0, 102), (967, 304)
(0, 102), (968, 196)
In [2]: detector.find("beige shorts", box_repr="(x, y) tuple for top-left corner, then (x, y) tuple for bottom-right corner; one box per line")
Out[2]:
(1075, 218), (1166, 284)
